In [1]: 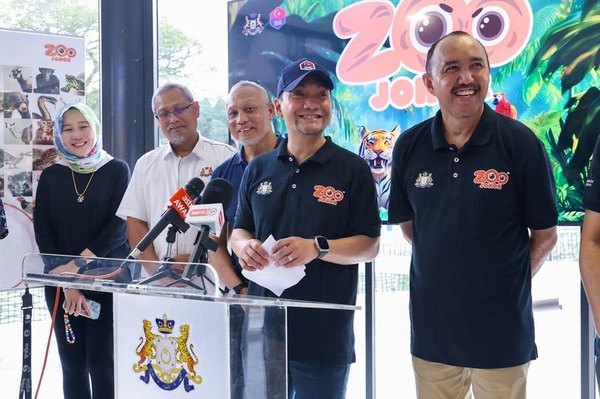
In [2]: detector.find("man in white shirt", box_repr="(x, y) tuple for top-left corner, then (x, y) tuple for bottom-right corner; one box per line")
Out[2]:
(117, 83), (235, 275)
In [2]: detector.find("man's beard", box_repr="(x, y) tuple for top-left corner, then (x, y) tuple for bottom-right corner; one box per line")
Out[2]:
(167, 131), (187, 146)
(296, 125), (322, 136)
(238, 129), (268, 146)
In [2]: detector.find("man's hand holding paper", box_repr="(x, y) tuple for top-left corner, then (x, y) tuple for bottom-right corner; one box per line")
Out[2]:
(242, 235), (307, 296)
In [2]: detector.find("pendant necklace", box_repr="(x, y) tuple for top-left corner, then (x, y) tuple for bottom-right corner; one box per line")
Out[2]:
(71, 169), (95, 203)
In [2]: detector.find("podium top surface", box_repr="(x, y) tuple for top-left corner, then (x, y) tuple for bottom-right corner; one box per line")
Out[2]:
(22, 253), (360, 311)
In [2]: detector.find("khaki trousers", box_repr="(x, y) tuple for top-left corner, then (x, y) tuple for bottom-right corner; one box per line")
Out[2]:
(412, 356), (530, 399)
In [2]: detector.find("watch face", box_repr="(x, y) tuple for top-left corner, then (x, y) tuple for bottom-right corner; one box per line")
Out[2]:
(316, 236), (329, 250)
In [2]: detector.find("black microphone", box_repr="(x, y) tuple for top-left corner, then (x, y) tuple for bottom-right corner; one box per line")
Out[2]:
(187, 178), (234, 263)
(202, 178), (234, 209)
(127, 177), (205, 260)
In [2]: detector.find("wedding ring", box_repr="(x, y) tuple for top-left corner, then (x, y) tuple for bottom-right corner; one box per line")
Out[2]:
(288, 254), (293, 262)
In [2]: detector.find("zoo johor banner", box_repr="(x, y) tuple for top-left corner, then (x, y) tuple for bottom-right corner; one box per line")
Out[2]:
(228, 0), (599, 223)
(0, 29), (85, 288)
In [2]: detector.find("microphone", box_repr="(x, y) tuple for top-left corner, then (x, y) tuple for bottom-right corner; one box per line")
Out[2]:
(186, 178), (233, 238)
(186, 178), (234, 237)
(185, 178), (234, 264)
(127, 177), (205, 260)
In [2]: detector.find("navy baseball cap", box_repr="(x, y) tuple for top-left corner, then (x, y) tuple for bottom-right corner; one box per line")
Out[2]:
(276, 58), (334, 97)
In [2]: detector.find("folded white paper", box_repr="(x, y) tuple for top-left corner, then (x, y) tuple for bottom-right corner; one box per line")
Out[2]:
(242, 235), (306, 296)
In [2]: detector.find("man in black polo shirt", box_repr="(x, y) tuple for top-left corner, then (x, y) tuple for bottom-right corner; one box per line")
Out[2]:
(231, 58), (381, 398)
(580, 138), (600, 390)
(389, 31), (558, 398)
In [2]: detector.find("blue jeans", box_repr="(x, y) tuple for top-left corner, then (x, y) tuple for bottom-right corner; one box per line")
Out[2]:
(288, 361), (350, 399)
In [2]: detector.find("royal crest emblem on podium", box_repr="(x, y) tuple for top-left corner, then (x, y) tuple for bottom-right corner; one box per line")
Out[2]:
(133, 314), (203, 392)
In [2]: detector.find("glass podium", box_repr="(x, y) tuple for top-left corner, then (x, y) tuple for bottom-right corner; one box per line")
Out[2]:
(22, 253), (359, 399)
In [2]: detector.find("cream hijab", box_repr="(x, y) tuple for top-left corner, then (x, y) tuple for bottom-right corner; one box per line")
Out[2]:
(54, 103), (113, 173)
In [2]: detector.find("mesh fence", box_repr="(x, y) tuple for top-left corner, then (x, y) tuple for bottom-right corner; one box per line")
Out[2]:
(0, 286), (50, 324)
(0, 227), (581, 324)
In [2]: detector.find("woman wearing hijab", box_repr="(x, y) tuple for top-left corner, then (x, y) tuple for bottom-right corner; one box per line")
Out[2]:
(34, 102), (130, 399)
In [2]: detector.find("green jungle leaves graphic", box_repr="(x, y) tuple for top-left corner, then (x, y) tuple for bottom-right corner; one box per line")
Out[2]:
(524, 1), (600, 222)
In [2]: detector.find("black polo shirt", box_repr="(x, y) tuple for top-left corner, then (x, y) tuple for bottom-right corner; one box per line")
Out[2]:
(234, 137), (381, 364)
(584, 138), (600, 211)
(389, 104), (557, 368)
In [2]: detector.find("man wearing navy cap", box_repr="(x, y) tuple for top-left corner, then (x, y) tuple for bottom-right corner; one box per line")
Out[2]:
(389, 31), (558, 398)
(231, 58), (381, 398)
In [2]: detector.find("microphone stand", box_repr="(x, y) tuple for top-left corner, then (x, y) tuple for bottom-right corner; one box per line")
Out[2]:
(137, 225), (183, 285)
(167, 225), (218, 293)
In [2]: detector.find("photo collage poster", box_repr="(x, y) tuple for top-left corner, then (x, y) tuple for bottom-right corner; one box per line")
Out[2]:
(227, 0), (599, 223)
(0, 29), (85, 288)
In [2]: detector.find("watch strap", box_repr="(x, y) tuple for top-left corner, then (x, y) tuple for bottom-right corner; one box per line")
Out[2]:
(231, 283), (247, 294)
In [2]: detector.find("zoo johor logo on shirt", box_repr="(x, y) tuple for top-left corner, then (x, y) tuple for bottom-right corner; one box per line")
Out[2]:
(313, 185), (345, 205)
(473, 169), (510, 190)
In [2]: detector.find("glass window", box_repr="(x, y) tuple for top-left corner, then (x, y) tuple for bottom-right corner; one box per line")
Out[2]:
(156, 0), (231, 145)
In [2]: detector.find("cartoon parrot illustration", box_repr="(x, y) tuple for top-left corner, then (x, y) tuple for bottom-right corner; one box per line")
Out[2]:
(493, 92), (517, 119)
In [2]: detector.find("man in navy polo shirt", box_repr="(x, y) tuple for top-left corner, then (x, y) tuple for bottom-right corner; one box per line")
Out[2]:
(231, 58), (381, 398)
(211, 80), (283, 295)
(389, 31), (558, 398)
(580, 138), (600, 390)
(209, 80), (283, 399)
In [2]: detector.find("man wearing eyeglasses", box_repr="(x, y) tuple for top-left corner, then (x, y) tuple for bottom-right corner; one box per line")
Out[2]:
(117, 83), (236, 274)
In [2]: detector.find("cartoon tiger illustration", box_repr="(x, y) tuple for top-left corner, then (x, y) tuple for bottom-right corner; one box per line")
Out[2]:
(358, 126), (400, 209)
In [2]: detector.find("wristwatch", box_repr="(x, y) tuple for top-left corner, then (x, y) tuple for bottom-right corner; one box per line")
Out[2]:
(231, 283), (247, 295)
(313, 236), (329, 259)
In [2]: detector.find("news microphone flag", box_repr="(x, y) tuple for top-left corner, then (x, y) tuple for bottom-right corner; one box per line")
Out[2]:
(168, 187), (196, 220)
(127, 177), (205, 260)
(186, 204), (225, 237)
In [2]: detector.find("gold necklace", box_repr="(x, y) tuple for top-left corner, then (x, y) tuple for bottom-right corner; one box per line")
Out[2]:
(71, 169), (95, 203)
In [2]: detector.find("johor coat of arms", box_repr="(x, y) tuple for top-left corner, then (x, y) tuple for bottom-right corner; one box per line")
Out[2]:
(133, 314), (202, 392)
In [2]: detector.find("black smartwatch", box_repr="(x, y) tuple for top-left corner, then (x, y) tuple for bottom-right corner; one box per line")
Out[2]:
(231, 283), (247, 295)
(313, 236), (329, 259)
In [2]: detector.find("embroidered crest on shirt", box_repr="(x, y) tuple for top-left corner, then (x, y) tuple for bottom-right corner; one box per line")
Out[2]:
(133, 314), (203, 391)
(199, 167), (213, 177)
(473, 169), (509, 190)
(257, 181), (273, 195)
(313, 184), (345, 205)
(415, 172), (433, 188)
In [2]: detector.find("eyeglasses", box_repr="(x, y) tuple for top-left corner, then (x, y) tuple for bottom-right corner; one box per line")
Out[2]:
(154, 102), (194, 121)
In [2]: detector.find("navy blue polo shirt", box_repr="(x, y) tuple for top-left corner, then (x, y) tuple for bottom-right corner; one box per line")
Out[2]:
(212, 136), (284, 279)
(212, 136), (284, 225)
(389, 104), (557, 368)
(584, 138), (600, 212)
(234, 137), (381, 364)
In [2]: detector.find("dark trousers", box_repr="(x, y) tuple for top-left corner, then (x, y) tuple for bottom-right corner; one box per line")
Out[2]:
(44, 286), (114, 399)
(230, 304), (246, 399)
(288, 360), (351, 399)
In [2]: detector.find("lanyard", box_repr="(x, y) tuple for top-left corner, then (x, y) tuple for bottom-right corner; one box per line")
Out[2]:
(19, 288), (33, 399)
